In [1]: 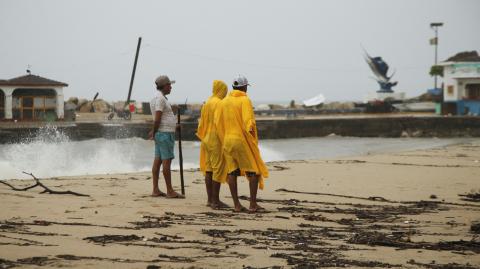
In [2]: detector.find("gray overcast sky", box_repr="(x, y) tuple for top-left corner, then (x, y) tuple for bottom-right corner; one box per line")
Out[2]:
(1, 0), (479, 104)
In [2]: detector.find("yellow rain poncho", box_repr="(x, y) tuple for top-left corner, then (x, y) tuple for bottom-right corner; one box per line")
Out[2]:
(215, 90), (269, 189)
(196, 80), (228, 183)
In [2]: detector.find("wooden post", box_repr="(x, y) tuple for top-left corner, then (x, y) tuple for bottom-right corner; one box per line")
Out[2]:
(125, 37), (142, 109)
(177, 111), (185, 196)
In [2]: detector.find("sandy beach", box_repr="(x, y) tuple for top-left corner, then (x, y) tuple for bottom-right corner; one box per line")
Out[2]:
(1, 141), (480, 268)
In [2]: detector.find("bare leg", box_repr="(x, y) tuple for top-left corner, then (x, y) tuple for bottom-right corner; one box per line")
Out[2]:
(212, 180), (229, 209)
(205, 172), (213, 207)
(247, 174), (263, 212)
(151, 158), (166, 196)
(227, 174), (244, 212)
(162, 159), (184, 198)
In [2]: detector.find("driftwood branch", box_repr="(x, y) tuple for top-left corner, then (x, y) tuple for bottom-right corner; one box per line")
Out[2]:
(0, 172), (89, 197)
(0, 180), (38, 191)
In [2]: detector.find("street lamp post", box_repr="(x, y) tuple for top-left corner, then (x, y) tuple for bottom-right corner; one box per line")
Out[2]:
(430, 22), (443, 89)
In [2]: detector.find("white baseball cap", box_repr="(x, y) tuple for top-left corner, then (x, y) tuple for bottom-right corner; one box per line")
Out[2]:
(232, 75), (250, 87)
(155, 75), (175, 87)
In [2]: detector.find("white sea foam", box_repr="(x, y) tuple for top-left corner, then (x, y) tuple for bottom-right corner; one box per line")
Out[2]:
(0, 127), (150, 179)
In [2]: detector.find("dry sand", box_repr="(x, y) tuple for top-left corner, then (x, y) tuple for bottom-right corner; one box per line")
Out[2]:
(1, 141), (480, 268)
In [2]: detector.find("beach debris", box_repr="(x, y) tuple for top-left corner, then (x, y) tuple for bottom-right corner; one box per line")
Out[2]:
(0, 172), (89, 197)
(275, 188), (391, 203)
(459, 190), (480, 202)
(129, 216), (171, 228)
(202, 227), (400, 267)
(2, 253), (235, 268)
(157, 254), (194, 263)
(430, 194), (438, 199)
(471, 223), (480, 234)
(84, 234), (142, 244)
(271, 251), (399, 268)
(272, 165), (290, 171)
(1, 219), (135, 231)
(0, 258), (15, 269)
(300, 214), (327, 222)
(407, 260), (478, 269)
(348, 230), (480, 253)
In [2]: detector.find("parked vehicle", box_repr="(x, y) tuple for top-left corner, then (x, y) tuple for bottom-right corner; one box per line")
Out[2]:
(107, 107), (131, 120)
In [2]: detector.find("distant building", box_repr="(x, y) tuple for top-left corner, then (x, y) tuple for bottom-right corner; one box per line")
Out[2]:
(439, 51), (480, 115)
(0, 74), (68, 121)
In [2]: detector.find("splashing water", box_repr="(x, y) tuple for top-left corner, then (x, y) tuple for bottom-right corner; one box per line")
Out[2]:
(0, 126), (147, 179)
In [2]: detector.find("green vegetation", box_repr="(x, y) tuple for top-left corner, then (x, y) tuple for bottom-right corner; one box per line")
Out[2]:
(429, 65), (444, 77)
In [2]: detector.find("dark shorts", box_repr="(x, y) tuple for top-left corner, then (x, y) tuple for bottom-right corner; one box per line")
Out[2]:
(228, 169), (257, 177)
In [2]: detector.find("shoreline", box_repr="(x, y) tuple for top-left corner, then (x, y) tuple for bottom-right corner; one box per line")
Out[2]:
(1, 142), (479, 268)
(0, 137), (472, 181)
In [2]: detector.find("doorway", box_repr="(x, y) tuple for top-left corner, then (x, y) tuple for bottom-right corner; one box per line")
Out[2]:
(0, 89), (4, 119)
(466, 83), (480, 100)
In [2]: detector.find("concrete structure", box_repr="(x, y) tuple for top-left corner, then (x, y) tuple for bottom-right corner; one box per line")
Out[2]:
(2, 116), (480, 144)
(0, 74), (68, 121)
(364, 91), (405, 102)
(439, 52), (480, 115)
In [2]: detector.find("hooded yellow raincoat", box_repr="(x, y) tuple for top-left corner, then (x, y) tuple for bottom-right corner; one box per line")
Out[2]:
(196, 80), (228, 183)
(215, 90), (269, 189)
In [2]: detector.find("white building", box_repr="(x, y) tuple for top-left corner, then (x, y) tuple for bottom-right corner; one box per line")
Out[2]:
(439, 52), (480, 115)
(0, 74), (68, 121)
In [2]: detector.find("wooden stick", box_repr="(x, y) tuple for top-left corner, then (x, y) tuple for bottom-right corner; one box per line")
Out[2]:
(177, 112), (185, 196)
(0, 172), (89, 197)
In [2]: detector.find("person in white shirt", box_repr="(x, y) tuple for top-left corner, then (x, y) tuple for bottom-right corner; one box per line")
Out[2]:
(149, 75), (184, 198)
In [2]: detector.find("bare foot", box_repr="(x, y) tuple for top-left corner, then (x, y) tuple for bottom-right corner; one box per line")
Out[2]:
(233, 205), (248, 213)
(166, 191), (185, 199)
(249, 204), (266, 213)
(206, 200), (213, 207)
(212, 200), (230, 210)
(151, 191), (166, 197)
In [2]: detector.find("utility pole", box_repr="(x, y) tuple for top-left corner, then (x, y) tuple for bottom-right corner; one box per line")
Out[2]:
(430, 22), (443, 89)
(126, 37), (142, 108)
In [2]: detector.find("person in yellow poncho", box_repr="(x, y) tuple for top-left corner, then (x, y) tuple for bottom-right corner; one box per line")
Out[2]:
(196, 80), (229, 209)
(215, 75), (269, 213)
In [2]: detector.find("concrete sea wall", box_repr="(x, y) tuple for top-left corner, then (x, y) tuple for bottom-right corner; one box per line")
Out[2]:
(1, 117), (480, 144)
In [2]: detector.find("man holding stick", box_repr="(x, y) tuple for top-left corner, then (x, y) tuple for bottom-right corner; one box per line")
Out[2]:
(149, 75), (184, 198)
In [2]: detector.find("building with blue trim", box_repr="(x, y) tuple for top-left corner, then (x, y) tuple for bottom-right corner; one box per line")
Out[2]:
(440, 51), (480, 116)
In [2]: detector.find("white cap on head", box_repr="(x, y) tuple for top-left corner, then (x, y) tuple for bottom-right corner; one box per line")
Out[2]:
(155, 75), (175, 87)
(232, 74), (250, 87)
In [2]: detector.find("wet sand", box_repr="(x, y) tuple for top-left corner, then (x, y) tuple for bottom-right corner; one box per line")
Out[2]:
(1, 141), (480, 268)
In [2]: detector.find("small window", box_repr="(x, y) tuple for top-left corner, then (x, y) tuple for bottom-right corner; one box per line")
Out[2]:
(45, 97), (56, 107)
(22, 97), (33, 108)
(466, 84), (480, 100)
(34, 97), (44, 107)
(447, 85), (454, 95)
